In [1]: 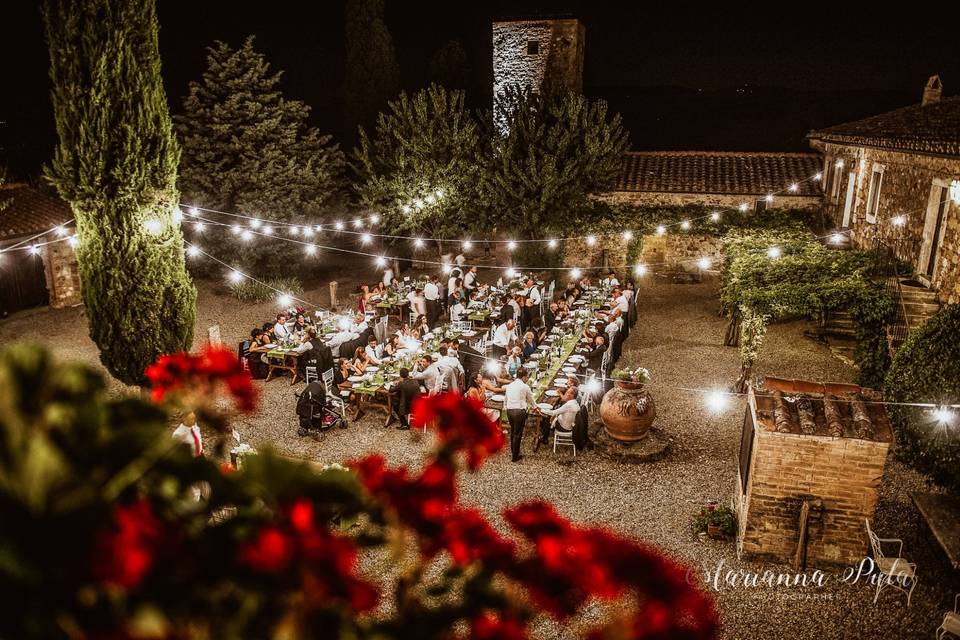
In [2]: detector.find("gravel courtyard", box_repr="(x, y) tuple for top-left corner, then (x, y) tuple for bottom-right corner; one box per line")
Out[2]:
(1, 266), (955, 639)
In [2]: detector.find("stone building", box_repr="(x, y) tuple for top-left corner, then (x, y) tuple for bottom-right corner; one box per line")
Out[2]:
(737, 378), (892, 568)
(807, 76), (960, 303)
(0, 183), (81, 313)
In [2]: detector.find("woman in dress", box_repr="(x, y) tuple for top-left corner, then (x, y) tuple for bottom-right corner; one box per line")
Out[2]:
(350, 347), (368, 375)
(383, 335), (399, 358)
(412, 314), (430, 339)
(467, 372), (502, 422)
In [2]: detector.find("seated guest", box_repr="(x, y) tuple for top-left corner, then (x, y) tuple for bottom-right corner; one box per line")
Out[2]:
(383, 335), (400, 358)
(601, 271), (620, 288)
(449, 298), (467, 322)
(411, 355), (443, 394)
(614, 289), (629, 314)
(364, 337), (383, 366)
(388, 367), (422, 430)
(245, 328), (271, 379)
(292, 314), (310, 336)
(326, 326), (359, 358)
(498, 296), (514, 321)
(530, 316), (547, 344)
(521, 331), (538, 360)
(411, 314), (430, 339)
(350, 313), (369, 334)
(314, 337), (333, 374)
(350, 347), (368, 376)
(506, 346), (523, 379)
(292, 326), (319, 378)
(466, 372), (501, 422)
(273, 313), (292, 340)
(583, 335), (607, 372)
(491, 319), (516, 358)
(371, 282), (386, 299)
(334, 357), (364, 421)
(536, 385), (580, 445)
(544, 302), (560, 331)
(437, 346), (465, 392)
(509, 295), (523, 325)
(565, 374), (580, 391)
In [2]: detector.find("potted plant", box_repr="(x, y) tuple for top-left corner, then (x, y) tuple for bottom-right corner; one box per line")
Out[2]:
(610, 366), (650, 390)
(693, 502), (737, 540)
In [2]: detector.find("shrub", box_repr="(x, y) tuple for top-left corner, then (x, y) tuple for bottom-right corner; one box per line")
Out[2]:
(229, 277), (304, 303)
(884, 304), (960, 491)
(692, 502), (737, 537)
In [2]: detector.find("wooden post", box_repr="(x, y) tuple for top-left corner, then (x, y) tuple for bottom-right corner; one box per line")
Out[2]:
(207, 324), (222, 345)
(329, 281), (338, 309)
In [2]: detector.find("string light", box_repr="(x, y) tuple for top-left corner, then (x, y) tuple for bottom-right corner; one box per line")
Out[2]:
(586, 235), (597, 246)
(570, 268), (582, 279)
(305, 244), (317, 256)
(765, 194), (774, 203)
(442, 264), (452, 275)
(656, 225), (666, 235)
(623, 230), (633, 241)
(289, 226), (300, 236)
(680, 220), (691, 230)
(425, 195), (435, 205)
(228, 269), (244, 284)
(892, 215), (907, 226)
(829, 233), (844, 244)
(231, 225), (241, 235)
(194, 222), (206, 232)
(789, 184), (798, 192)
(814, 172), (822, 181)
(186, 245), (201, 258)
(68, 235), (79, 248)
(767, 246), (782, 259)
(414, 238), (425, 249)
(507, 241), (517, 251)
(303, 227), (314, 237)
(435, 189), (444, 198)
(697, 257), (711, 270)
(262, 225), (274, 236)
(360, 233), (372, 244)
(375, 256), (387, 267)
(335, 221), (344, 230)
(402, 205), (412, 214)
(705, 390), (730, 413)
(586, 378), (601, 394)
(548, 239), (558, 249)
(505, 268), (517, 278)
(933, 406), (955, 425)
(250, 218), (262, 229)
(241, 229), (254, 241)
(189, 206), (199, 216)
(710, 212), (720, 222)
(463, 240), (473, 251)
(413, 199), (424, 210)
(144, 219), (162, 235)
(172, 208), (183, 225)
(352, 219), (363, 229)
(738, 203), (749, 212)
(277, 293), (293, 307)
(55, 226), (67, 237)
(28, 245), (40, 256)
(370, 214), (380, 224)
(634, 264), (648, 276)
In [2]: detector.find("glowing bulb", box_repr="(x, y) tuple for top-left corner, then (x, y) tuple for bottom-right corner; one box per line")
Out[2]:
(829, 233), (844, 244)
(425, 194), (435, 205)
(442, 264), (452, 275)
(505, 268), (517, 278)
(814, 172), (822, 181)
(681, 220), (691, 230)
(413, 199), (424, 210)
(767, 246), (782, 259)
(414, 238), (425, 249)
(710, 212), (720, 222)
(402, 205), (412, 214)
(68, 235), (79, 248)
(361, 233), (372, 244)
(933, 406), (955, 424)
(789, 183), (799, 192)
(586, 235), (597, 246)
(370, 214), (380, 224)
(231, 225), (241, 235)
(698, 257), (711, 270)
(548, 239), (558, 249)
(352, 219), (363, 228)
(507, 241), (517, 251)
(435, 188), (444, 198)
(171, 208), (183, 224)
(634, 264), (648, 276)
(55, 226), (67, 237)
(375, 256), (387, 267)
(463, 240), (473, 251)
(303, 226), (314, 237)
(765, 194), (774, 203)
(28, 245), (40, 256)
(241, 230), (253, 241)
(570, 268), (582, 280)
(314, 225), (323, 232)
(278, 293), (293, 307)
(194, 222), (206, 232)
(228, 269), (244, 284)
(739, 203), (749, 212)
(186, 245), (201, 258)
(335, 221), (344, 230)
(262, 225), (274, 235)
(249, 218), (262, 229)
(189, 206), (199, 216)
(892, 215), (907, 227)
(305, 244), (317, 256)
(705, 390), (730, 413)
(290, 226), (300, 236)
(144, 219), (162, 234)
(656, 225), (666, 236)
(485, 360), (501, 375)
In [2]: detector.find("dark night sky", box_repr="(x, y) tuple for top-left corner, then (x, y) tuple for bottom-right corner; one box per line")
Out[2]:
(4, 1), (959, 180)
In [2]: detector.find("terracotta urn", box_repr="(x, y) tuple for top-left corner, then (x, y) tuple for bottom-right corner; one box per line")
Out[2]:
(600, 381), (656, 441)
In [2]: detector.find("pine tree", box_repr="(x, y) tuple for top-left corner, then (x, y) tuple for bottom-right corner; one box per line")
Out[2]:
(175, 37), (345, 275)
(43, 0), (196, 386)
(344, 0), (400, 144)
(354, 85), (482, 247)
(427, 40), (469, 91)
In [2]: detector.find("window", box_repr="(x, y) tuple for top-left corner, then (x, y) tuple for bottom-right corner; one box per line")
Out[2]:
(754, 199), (767, 214)
(526, 40), (540, 55)
(865, 165), (884, 224)
(831, 163), (844, 202)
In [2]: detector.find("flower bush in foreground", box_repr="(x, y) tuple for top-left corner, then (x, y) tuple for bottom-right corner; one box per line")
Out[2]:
(0, 344), (717, 639)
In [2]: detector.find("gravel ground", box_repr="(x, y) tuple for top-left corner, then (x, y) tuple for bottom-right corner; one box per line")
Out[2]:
(1, 263), (955, 639)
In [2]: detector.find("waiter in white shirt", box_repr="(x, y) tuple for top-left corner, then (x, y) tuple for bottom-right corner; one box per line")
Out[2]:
(383, 265), (394, 287)
(491, 319), (516, 358)
(463, 266), (478, 292)
(615, 290), (629, 314)
(423, 275), (441, 327)
(504, 369), (536, 462)
(537, 386), (580, 445)
(172, 412), (203, 457)
(527, 279), (542, 307)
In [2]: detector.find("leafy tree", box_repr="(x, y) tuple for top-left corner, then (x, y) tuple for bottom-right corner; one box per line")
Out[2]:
(176, 37), (345, 275)
(885, 304), (960, 491)
(427, 40), (469, 91)
(344, 0), (400, 143)
(480, 87), (629, 266)
(43, 0), (196, 386)
(354, 85), (482, 249)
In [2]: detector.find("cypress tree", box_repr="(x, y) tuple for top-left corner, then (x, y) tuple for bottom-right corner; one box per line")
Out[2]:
(176, 37), (345, 275)
(43, 0), (196, 386)
(344, 0), (400, 143)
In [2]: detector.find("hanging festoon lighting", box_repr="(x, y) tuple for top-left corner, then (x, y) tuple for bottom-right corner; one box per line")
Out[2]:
(505, 267), (517, 278)
(705, 390), (730, 413)
(360, 233), (372, 244)
(789, 183), (799, 193)
(765, 194), (774, 203)
(414, 238), (425, 249)
(305, 244), (318, 256)
(710, 212), (721, 222)
(144, 218), (163, 235)
(228, 269), (244, 284)
(892, 215), (907, 227)
(171, 207), (183, 225)
(241, 229), (254, 242)
(680, 220), (691, 230)
(829, 233), (844, 244)
(68, 235), (79, 248)
(462, 240), (473, 251)
(375, 256), (386, 267)
(586, 235), (597, 246)
(249, 218), (262, 229)
(55, 225), (68, 237)
(767, 246), (782, 259)
(622, 230), (633, 241)
(697, 257), (711, 271)
(277, 293), (293, 307)
(656, 225), (666, 236)
(231, 225), (241, 235)
(548, 239), (558, 249)
(352, 219), (363, 229)
(186, 245), (201, 258)
(262, 225), (274, 236)
(334, 221), (344, 230)
(933, 406), (955, 425)
(28, 245), (41, 256)
(289, 226), (301, 236)
(634, 264), (648, 277)
(570, 268), (582, 280)
(738, 203), (749, 212)
(370, 214), (380, 224)
(507, 241), (517, 251)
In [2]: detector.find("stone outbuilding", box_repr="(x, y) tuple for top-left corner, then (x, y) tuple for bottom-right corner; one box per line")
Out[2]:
(0, 183), (81, 313)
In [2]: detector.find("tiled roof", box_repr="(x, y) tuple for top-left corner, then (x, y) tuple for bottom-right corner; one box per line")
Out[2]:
(0, 184), (73, 242)
(615, 151), (823, 196)
(807, 96), (960, 157)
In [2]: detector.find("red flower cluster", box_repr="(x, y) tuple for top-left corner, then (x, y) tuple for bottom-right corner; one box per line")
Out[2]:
(411, 393), (504, 469)
(91, 499), (165, 589)
(145, 345), (256, 412)
(471, 611), (529, 640)
(504, 501), (718, 639)
(239, 499), (379, 612)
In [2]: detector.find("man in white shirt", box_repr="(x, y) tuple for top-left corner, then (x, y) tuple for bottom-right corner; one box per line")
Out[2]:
(364, 337), (383, 365)
(491, 319), (516, 358)
(423, 275), (441, 326)
(537, 386), (580, 445)
(273, 313), (292, 340)
(527, 279), (542, 306)
(601, 271), (620, 288)
(411, 355), (444, 394)
(350, 313), (368, 334)
(437, 345), (464, 391)
(463, 266), (478, 292)
(455, 252), (466, 267)
(504, 370), (536, 462)
(326, 329), (359, 358)
(615, 290), (629, 314)
(383, 266), (394, 287)
(172, 412), (203, 457)
(605, 311), (621, 345)
(449, 299), (467, 322)
(508, 295), (522, 322)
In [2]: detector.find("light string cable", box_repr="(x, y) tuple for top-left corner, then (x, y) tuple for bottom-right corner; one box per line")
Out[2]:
(0, 219), (77, 254)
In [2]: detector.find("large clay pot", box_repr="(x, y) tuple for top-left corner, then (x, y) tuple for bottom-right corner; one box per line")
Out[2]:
(600, 382), (656, 441)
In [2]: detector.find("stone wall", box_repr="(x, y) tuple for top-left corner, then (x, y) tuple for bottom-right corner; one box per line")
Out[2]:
(42, 230), (82, 308)
(736, 420), (890, 567)
(813, 140), (960, 303)
(598, 190), (821, 210)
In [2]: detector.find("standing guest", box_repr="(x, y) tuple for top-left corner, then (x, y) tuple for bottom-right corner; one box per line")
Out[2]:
(383, 264), (395, 287)
(357, 284), (370, 315)
(438, 346), (465, 392)
(463, 265), (479, 292)
(389, 367), (422, 430)
(350, 313), (369, 334)
(447, 271), (461, 299)
(504, 369), (536, 462)
(491, 319), (516, 358)
(526, 279), (542, 307)
(424, 275), (441, 327)
(172, 412), (203, 458)
(530, 317), (547, 345)
(334, 357), (363, 421)
(409, 289), (428, 320)
(508, 294), (522, 326)
(583, 335), (607, 372)
(498, 296), (514, 322)
(506, 346), (524, 378)
(455, 252), (467, 268)
(536, 385), (580, 445)
(614, 289), (630, 314)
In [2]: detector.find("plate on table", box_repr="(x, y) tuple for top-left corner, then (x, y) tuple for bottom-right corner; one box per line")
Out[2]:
(348, 375), (364, 382)
(529, 352), (541, 360)
(537, 403), (553, 411)
(351, 382), (363, 388)
(263, 343), (278, 349)
(365, 366), (379, 372)
(563, 366), (577, 374)
(537, 344), (551, 350)
(490, 394), (505, 403)
(461, 330), (477, 337)
(545, 389), (560, 397)
(523, 361), (538, 369)
(554, 379), (567, 387)
(568, 355), (584, 363)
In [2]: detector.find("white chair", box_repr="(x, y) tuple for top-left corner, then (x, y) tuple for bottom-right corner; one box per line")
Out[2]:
(304, 363), (319, 384)
(374, 316), (389, 343)
(553, 428), (576, 456)
(937, 594), (960, 639)
(452, 320), (473, 332)
(600, 350), (611, 378)
(321, 368), (348, 418)
(865, 518), (918, 606)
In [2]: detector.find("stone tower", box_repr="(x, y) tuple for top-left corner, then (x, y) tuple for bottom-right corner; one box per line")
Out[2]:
(492, 16), (585, 124)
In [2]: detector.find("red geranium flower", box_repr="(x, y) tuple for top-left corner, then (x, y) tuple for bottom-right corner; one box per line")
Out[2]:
(91, 499), (164, 589)
(471, 611), (529, 640)
(441, 507), (516, 570)
(411, 393), (504, 469)
(145, 345), (257, 412)
(239, 526), (295, 573)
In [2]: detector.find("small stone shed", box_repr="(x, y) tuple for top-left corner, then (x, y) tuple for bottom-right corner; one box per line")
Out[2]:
(735, 377), (893, 568)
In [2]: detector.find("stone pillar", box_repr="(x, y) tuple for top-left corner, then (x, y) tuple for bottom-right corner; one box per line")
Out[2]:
(329, 281), (338, 308)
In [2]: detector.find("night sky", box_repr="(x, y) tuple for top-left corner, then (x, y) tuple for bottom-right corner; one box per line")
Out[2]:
(4, 1), (959, 180)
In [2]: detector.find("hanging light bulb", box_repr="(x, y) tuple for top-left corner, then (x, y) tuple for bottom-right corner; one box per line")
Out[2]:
(352, 219), (363, 228)
(548, 239), (558, 249)
(705, 390), (730, 413)
(314, 225), (323, 232)
(189, 206), (199, 216)
(622, 230), (633, 241)
(570, 268), (582, 279)
(507, 241), (517, 251)
(698, 257), (711, 270)
(710, 212), (721, 222)
(586, 378), (601, 394)
(55, 226), (67, 237)
(829, 233), (844, 244)
(241, 229), (254, 241)
(681, 220), (691, 230)
(414, 238), (425, 249)
(171, 208), (183, 225)
(68, 235), (79, 248)
(739, 203), (749, 212)
(767, 246), (782, 259)
(289, 226), (301, 236)
(462, 240), (473, 251)
(231, 225), (241, 235)
(262, 225), (274, 235)
(249, 218), (262, 229)
(505, 267), (517, 278)
(484, 360), (500, 375)
(765, 194), (774, 203)
(305, 244), (317, 256)
(335, 221), (344, 230)
(413, 199), (424, 210)
(144, 219), (163, 235)
(278, 293), (293, 307)
(789, 183), (799, 192)
(892, 215), (907, 227)
(814, 172), (822, 181)
(186, 245), (201, 258)
(370, 214), (380, 224)
(634, 264), (648, 276)
(375, 256), (387, 267)
(435, 188), (444, 198)
(586, 235), (597, 246)
(932, 406), (955, 425)
(425, 194), (435, 205)
(360, 233), (372, 244)
(402, 205), (412, 214)
(28, 245), (41, 256)
(194, 222), (206, 232)
(442, 264), (452, 275)
(228, 269), (244, 284)
(656, 225), (666, 235)
(303, 226), (314, 237)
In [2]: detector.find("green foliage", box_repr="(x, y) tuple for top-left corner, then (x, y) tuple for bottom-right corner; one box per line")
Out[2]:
(692, 503), (737, 537)
(478, 87), (629, 239)
(354, 85), (481, 243)
(229, 277), (303, 303)
(884, 305), (960, 491)
(43, 0), (196, 385)
(176, 37), (345, 275)
(427, 40), (469, 91)
(344, 0), (400, 143)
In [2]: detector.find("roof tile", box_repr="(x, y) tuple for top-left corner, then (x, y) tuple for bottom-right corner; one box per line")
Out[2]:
(0, 184), (73, 242)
